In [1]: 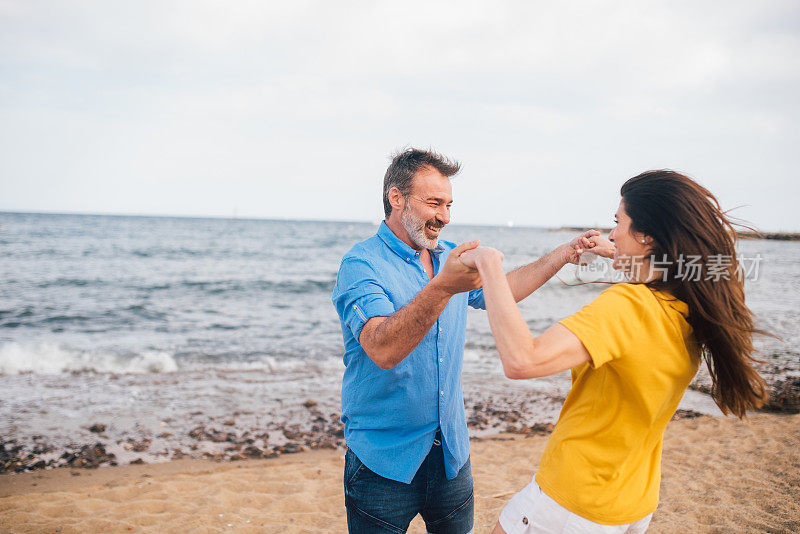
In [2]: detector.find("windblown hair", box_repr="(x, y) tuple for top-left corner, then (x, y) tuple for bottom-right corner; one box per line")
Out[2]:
(621, 170), (768, 418)
(382, 148), (461, 217)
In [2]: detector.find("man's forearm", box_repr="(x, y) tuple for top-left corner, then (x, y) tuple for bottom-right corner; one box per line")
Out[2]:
(506, 244), (569, 302)
(361, 282), (452, 369)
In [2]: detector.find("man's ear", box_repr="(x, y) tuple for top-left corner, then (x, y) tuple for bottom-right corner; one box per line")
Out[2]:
(388, 187), (405, 214)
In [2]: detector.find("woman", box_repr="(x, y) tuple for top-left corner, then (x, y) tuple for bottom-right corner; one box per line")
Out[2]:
(460, 170), (768, 533)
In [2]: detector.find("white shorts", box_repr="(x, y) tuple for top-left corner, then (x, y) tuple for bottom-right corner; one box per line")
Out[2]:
(498, 477), (653, 534)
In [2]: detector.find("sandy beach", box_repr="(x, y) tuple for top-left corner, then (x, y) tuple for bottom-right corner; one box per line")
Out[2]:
(1, 412), (797, 533)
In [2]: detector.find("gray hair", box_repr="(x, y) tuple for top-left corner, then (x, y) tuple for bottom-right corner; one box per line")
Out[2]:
(382, 148), (461, 218)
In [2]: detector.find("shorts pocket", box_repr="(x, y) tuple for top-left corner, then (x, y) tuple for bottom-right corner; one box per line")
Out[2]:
(498, 487), (535, 534)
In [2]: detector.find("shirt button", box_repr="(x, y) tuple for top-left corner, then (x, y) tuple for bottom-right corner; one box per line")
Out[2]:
(439, 358), (443, 363)
(440, 391), (444, 395)
(406, 257), (410, 261)
(438, 327), (442, 332)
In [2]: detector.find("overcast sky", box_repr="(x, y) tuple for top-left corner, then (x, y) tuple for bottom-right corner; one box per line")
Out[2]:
(1, 1), (799, 230)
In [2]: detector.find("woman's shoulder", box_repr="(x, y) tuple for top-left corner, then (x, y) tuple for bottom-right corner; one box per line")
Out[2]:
(568, 283), (652, 323)
(598, 283), (689, 319)
(597, 282), (653, 302)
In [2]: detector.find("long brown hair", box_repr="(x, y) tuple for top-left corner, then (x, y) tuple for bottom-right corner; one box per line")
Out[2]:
(621, 170), (768, 418)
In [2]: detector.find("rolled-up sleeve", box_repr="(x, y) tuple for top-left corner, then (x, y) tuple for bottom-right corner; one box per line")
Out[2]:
(467, 288), (486, 310)
(332, 257), (395, 342)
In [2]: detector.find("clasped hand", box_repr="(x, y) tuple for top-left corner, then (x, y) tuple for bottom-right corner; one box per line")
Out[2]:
(457, 230), (616, 271)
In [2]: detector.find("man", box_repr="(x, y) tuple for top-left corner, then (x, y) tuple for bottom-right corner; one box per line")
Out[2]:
(332, 148), (596, 533)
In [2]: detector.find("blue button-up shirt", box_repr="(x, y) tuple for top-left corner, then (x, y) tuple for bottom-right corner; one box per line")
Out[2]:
(332, 222), (485, 484)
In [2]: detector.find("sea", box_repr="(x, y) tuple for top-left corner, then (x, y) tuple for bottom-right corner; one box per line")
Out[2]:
(1, 212), (798, 466)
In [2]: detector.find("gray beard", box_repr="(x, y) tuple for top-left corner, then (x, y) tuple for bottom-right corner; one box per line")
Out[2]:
(401, 208), (438, 250)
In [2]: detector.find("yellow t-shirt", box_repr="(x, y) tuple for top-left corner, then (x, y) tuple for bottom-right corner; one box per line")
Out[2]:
(535, 282), (701, 525)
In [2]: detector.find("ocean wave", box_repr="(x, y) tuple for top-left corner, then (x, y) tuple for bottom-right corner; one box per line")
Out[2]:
(175, 278), (335, 295)
(178, 354), (344, 375)
(36, 278), (102, 288)
(0, 342), (178, 376)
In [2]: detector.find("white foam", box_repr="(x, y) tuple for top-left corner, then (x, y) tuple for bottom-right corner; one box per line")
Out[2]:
(203, 355), (344, 375)
(0, 342), (178, 375)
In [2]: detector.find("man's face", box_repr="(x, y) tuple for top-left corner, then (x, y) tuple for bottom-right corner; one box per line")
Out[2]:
(400, 166), (453, 250)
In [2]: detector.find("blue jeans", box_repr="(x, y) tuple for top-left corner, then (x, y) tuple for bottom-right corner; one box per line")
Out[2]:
(344, 433), (474, 533)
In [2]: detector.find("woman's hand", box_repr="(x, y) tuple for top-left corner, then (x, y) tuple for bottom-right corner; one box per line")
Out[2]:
(459, 246), (504, 270)
(564, 230), (601, 264)
(586, 234), (615, 259)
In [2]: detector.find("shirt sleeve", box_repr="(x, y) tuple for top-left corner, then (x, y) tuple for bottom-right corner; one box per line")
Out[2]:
(332, 257), (396, 343)
(468, 288), (486, 310)
(558, 283), (645, 369)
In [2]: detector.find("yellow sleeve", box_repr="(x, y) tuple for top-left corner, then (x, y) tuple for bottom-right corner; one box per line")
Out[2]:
(558, 283), (647, 369)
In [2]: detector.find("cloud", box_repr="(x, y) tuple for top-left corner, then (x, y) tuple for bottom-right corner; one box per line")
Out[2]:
(1, 0), (799, 229)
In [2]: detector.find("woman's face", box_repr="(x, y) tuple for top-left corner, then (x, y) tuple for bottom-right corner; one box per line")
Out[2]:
(608, 198), (651, 272)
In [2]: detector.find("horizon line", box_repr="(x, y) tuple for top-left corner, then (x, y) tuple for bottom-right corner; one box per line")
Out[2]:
(0, 209), (563, 231)
(1, 209), (798, 234)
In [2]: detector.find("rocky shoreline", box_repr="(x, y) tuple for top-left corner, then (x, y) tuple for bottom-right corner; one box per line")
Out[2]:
(4, 364), (796, 475)
(0, 397), (715, 475)
(688, 377), (800, 414)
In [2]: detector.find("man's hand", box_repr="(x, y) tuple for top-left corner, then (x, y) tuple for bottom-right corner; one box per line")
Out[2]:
(564, 230), (601, 264)
(430, 240), (482, 295)
(459, 246), (504, 271)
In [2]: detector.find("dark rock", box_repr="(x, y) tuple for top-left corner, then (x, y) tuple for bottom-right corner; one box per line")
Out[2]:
(672, 409), (704, 420)
(761, 378), (800, 414)
(303, 400), (318, 408)
(689, 382), (713, 395)
(130, 438), (152, 452)
(283, 429), (303, 440)
(188, 426), (206, 440)
(242, 446), (266, 458)
(521, 423), (554, 435)
(130, 458), (145, 465)
(279, 442), (306, 454)
(55, 443), (117, 469)
(88, 424), (106, 434)
(502, 412), (520, 423)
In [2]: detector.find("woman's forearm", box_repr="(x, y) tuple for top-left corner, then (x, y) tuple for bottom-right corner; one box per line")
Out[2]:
(505, 244), (571, 302)
(476, 256), (537, 378)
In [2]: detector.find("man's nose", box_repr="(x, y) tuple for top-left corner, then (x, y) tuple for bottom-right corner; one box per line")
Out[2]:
(437, 206), (450, 225)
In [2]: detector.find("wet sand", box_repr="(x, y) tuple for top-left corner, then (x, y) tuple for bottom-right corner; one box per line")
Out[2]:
(1, 413), (798, 533)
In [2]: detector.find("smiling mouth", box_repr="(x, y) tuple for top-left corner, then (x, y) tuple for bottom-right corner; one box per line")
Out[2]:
(426, 223), (443, 234)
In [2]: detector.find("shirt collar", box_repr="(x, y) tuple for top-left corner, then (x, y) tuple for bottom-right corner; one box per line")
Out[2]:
(377, 221), (446, 261)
